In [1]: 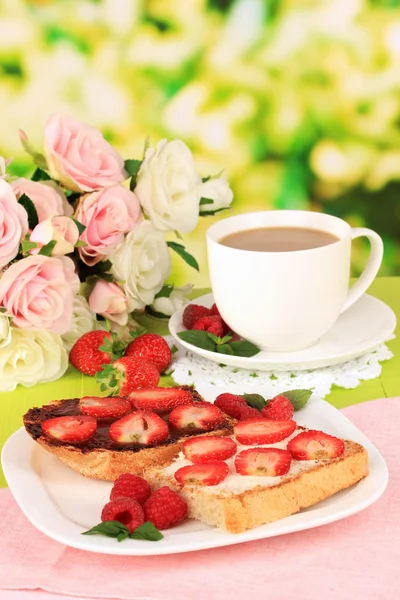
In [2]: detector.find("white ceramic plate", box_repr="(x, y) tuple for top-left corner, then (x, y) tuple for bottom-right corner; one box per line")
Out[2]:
(169, 293), (396, 371)
(2, 385), (388, 556)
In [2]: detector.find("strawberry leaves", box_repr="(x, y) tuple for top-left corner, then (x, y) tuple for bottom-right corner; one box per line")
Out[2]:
(241, 390), (313, 412)
(82, 520), (163, 542)
(178, 330), (260, 357)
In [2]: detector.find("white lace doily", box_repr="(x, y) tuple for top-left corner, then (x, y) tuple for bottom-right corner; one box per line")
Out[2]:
(168, 337), (393, 399)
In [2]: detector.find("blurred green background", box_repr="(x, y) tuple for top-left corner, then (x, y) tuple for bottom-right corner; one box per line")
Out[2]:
(1, 0), (400, 287)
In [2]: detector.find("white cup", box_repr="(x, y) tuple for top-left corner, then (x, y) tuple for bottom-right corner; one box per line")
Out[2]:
(206, 210), (383, 352)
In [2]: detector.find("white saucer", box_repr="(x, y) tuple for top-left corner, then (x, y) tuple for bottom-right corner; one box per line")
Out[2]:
(169, 293), (396, 372)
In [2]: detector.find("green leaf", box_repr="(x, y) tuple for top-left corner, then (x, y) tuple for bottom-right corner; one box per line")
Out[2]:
(200, 197), (214, 206)
(31, 167), (51, 181)
(206, 332), (219, 343)
(18, 193), (39, 230)
(242, 393), (266, 411)
(167, 241), (199, 271)
(82, 520), (130, 539)
(178, 330), (216, 352)
(21, 239), (38, 253)
(71, 217), (86, 235)
(219, 335), (233, 344)
(154, 284), (174, 299)
(199, 207), (230, 217)
(228, 340), (260, 357)
(174, 230), (184, 241)
(130, 522), (164, 542)
(202, 175), (211, 183)
(171, 345), (178, 354)
(38, 240), (57, 256)
(129, 326), (147, 340)
(146, 306), (170, 320)
(100, 383), (107, 392)
(125, 159), (142, 190)
(117, 531), (130, 542)
(280, 389), (313, 411)
(74, 240), (87, 248)
(217, 343), (233, 354)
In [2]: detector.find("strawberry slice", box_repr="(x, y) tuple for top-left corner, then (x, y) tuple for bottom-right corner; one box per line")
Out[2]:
(109, 411), (169, 445)
(168, 402), (225, 432)
(183, 436), (237, 464)
(175, 462), (229, 486)
(42, 415), (97, 444)
(287, 430), (345, 460)
(128, 387), (194, 413)
(235, 448), (292, 476)
(79, 396), (131, 419)
(234, 418), (296, 445)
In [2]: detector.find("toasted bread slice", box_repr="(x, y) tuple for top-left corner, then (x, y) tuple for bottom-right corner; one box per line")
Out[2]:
(147, 430), (368, 533)
(23, 386), (235, 481)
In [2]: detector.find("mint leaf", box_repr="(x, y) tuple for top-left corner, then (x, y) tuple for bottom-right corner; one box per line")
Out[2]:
(154, 284), (174, 299)
(171, 344), (178, 354)
(217, 343), (233, 354)
(31, 167), (51, 181)
(280, 389), (312, 411)
(200, 197), (213, 205)
(18, 193), (39, 229)
(125, 159), (142, 190)
(228, 340), (260, 357)
(242, 393), (266, 411)
(130, 521), (164, 541)
(38, 240), (57, 256)
(206, 332), (219, 343)
(117, 531), (130, 542)
(71, 217), (86, 236)
(82, 520), (130, 539)
(178, 330), (216, 351)
(219, 335), (233, 344)
(167, 241), (199, 271)
(21, 239), (38, 253)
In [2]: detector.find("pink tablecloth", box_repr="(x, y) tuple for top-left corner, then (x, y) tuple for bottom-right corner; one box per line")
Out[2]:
(0, 397), (399, 600)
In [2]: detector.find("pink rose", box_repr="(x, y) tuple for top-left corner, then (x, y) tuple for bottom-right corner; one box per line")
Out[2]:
(30, 216), (80, 256)
(0, 255), (79, 334)
(75, 185), (141, 266)
(44, 113), (126, 192)
(0, 180), (28, 268)
(89, 280), (132, 326)
(11, 178), (73, 222)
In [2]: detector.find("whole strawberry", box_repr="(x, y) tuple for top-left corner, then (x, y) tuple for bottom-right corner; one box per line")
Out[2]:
(192, 315), (224, 337)
(214, 393), (260, 421)
(97, 356), (160, 396)
(182, 304), (210, 329)
(125, 333), (172, 373)
(261, 395), (294, 421)
(69, 331), (127, 376)
(144, 486), (188, 530)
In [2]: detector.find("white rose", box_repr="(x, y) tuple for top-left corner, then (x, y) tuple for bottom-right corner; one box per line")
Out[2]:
(0, 327), (68, 392)
(151, 283), (193, 317)
(110, 220), (172, 310)
(0, 313), (11, 348)
(61, 295), (96, 351)
(200, 177), (233, 213)
(135, 139), (202, 233)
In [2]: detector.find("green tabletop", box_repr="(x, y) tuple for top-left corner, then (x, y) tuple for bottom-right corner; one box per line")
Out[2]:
(0, 277), (398, 488)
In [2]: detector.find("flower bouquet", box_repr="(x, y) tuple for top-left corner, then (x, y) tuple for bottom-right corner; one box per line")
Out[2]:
(0, 114), (233, 392)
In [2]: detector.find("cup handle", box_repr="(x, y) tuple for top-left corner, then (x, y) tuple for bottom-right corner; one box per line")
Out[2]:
(341, 227), (384, 313)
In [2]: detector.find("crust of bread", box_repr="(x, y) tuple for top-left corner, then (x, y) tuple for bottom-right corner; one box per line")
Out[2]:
(147, 440), (369, 533)
(34, 427), (234, 481)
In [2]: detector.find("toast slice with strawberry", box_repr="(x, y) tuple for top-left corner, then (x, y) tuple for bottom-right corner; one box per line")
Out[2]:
(146, 425), (368, 533)
(23, 386), (235, 481)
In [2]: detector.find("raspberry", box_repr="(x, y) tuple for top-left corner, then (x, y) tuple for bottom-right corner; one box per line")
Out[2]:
(182, 304), (210, 329)
(210, 304), (231, 333)
(261, 395), (294, 421)
(214, 393), (247, 419)
(144, 486), (188, 530)
(101, 497), (144, 533)
(192, 315), (224, 337)
(110, 474), (151, 505)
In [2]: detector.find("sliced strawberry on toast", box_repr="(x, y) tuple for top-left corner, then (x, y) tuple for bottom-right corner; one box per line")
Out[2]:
(109, 411), (169, 445)
(79, 396), (131, 419)
(234, 418), (296, 445)
(128, 387), (194, 413)
(42, 415), (97, 444)
(169, 402), (225, 432)
(183, 436), (237, 464)
(287, 430), (345, 460)
(175, 462), (229, 486)
(235, 448), (292, 476)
